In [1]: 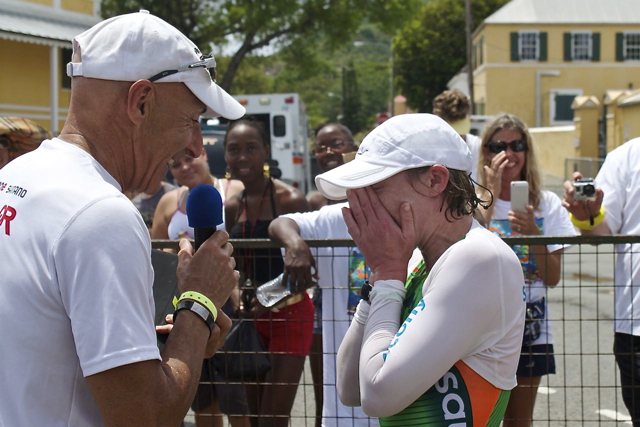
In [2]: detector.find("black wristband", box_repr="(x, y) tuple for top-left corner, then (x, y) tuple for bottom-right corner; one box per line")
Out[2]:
(360, 281), (373, 303)
(174, 300), (214, 337)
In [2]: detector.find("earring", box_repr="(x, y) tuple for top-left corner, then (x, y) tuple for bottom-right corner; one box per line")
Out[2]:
(225, 166), (231, 180)
(263, 163), (270, 179)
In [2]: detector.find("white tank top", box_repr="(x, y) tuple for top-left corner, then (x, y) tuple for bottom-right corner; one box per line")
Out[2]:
(167, 180), (226, 240)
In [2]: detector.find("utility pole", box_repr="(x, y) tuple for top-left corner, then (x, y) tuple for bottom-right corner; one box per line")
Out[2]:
(465, 0), (475, 113)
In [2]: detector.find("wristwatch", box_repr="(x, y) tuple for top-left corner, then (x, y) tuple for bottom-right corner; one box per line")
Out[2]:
(174, 299), (214, 336)
(360, 281), (373, 303)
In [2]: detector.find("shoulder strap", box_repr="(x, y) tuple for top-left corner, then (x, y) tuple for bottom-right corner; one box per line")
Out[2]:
(268, 178), (278, 217)
(235, 190), (247, 221)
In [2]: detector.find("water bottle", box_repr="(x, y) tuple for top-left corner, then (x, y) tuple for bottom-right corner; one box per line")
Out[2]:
(256, 273), (291, 308)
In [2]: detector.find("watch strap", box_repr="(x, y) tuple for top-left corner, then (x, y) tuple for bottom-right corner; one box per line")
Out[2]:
(360, 281), (373, 303)
(174, 300), (214, 337)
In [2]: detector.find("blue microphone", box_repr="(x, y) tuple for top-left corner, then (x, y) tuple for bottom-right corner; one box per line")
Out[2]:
(186, 184), (223, 251)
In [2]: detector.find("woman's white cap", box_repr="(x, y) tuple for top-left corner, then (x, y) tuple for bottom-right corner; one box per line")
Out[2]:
(315, 114), (472, 200)
(66, 10), (245, 120)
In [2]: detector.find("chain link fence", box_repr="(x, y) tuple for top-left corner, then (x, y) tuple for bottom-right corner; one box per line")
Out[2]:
(152, 235), (640, 426)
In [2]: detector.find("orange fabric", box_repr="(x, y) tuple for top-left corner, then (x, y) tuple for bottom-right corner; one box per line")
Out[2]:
(455, 360), (502, 424)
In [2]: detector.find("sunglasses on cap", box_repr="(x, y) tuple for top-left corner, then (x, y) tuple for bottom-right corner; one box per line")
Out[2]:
(485, 139), (528, 154)
(147, 54), (217, 83)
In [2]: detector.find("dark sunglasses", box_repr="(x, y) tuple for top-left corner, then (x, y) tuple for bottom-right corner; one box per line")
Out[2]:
(485, 139), (528, 154)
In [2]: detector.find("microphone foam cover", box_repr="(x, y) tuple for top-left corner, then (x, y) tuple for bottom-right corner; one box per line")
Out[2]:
(186, 184), (223, 228)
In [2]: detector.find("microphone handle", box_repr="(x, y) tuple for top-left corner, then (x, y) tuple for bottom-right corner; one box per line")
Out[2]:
(194, 227), (217, 251)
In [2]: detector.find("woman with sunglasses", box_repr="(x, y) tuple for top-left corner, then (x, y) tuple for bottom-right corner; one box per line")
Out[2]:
(477, 113), (576, 426)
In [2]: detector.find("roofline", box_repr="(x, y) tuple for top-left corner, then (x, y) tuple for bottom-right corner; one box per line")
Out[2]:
(472, 22), (486, 40)
(0, 0), (101, 27)
(478, 21), (640, 29)
(0, 30), (72, 48)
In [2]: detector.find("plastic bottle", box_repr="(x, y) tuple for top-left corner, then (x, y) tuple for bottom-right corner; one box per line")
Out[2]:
(256, 273), (291, 308)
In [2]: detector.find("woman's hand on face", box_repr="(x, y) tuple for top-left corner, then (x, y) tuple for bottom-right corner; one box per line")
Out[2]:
(342, 186), (415, 284)
(508, 205), (539, 235)
(484, 151), (509, 199)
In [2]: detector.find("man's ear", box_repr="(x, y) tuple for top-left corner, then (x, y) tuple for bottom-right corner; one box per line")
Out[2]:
(126, 80), (154, 126)
(414, 165), (450, 196)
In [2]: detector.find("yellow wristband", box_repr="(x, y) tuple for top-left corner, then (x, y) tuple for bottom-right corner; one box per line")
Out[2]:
(172, 291), (218, 322)
(570, 206), (605, 231)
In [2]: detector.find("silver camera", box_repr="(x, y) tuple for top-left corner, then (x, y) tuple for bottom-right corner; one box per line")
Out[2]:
(574, 178), (596, 201)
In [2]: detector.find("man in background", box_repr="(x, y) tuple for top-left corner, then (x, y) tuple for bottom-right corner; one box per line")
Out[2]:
(564, 139), (640, 424)
(270, 123), (377, 427)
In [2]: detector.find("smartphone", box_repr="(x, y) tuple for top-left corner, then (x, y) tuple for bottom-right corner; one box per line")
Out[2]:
(511, 181), (529, 214)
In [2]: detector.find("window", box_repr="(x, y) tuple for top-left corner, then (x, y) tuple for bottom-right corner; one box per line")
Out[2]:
(519, 31), (539, 60)
(61, 48), (72, 90)
(572, 32), (592, 60)
(564, 32), (600, 61)
(510, 31), (547, 62)
(618, 32), (640, 61)
(273, 115), (286, 137)
(550, 89), (582, 125)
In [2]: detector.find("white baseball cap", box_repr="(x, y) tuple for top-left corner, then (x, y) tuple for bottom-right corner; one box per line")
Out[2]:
(315, 114), (472, 200)
(66, 10), (245, 120)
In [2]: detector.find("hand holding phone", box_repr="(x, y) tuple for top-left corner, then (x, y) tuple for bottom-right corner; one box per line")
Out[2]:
(510, 181), (529, 214)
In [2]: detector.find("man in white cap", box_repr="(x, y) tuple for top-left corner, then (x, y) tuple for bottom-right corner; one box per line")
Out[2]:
(318, 114), (525, 425)
(0, 11), (244, 426)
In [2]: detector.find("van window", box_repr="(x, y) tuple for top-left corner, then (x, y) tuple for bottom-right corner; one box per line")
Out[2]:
(273, 115), (286, 137)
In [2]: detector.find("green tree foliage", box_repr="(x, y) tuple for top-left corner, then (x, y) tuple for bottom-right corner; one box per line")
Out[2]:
(271, 24), (393, 133)
(101, 0), (419, 92)
(342, 62), (363, 132)
(393, 0), (509, 112)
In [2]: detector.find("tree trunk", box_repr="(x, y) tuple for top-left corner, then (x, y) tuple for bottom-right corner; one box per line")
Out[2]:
(219, 33), (256, 92)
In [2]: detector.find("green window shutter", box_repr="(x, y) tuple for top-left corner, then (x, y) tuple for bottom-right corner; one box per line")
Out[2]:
(473, 43), (477, 69)
(539, 32), (548, 61)
(564, 33), (573, 61)
(511, 32), (520, 61)
(591, 33), (600, 61)
(616, 33), (625, 61)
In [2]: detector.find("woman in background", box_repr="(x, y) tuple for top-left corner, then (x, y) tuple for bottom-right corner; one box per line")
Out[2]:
(476, 113), (576, 426)
(224, 118), (312, 427)
(150, 148), (243, 239)
(150, 148), (248, 427)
